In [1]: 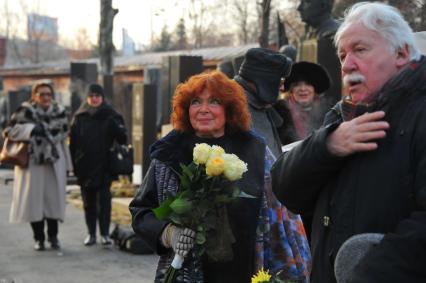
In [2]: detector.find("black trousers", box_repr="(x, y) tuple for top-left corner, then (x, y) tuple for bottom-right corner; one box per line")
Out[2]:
(80, 179), (112, 236)
(30, 218), (58, 242)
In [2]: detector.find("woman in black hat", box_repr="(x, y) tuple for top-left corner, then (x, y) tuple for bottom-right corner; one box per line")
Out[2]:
(275, 61), (331, 146)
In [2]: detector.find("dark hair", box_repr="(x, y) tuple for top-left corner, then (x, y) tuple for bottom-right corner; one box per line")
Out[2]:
(172, 70), (251, 133)
(88, 83), (104, 97)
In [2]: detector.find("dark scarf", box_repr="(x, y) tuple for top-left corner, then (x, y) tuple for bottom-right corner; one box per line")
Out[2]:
(7, 101), (69, 164)
(339, 56), (426, 121)
(151, 130), (238, 174)
(150, 129), (266, 198)
(75, 101), (110, 117)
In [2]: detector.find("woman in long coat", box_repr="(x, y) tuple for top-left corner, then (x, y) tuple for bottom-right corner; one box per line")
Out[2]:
(5, 82), (72, 251)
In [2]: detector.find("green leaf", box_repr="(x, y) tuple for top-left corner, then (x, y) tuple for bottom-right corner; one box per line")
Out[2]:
(180, 174), (190, 191)
(170, 198), (193, 214)
(152, 196), (175, 220)
(214, 195), (233, 203)
(169, 213), (182, 225)
(196, 231), (206, 245)
(181, 163), (194, 179)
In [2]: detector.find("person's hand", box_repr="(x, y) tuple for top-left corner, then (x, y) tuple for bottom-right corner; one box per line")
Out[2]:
(31, 123), (45, 137)
(326, 111), (389, 157)
(161, 224), (196, 257)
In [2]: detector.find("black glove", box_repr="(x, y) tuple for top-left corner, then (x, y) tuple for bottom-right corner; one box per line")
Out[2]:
(31, 124), (45, 137)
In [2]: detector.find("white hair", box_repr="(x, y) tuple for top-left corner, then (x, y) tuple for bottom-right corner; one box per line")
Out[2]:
(334, 2), (421, 61)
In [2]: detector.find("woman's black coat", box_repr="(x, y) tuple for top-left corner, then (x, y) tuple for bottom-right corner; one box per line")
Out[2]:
(69, 103), (127, 187)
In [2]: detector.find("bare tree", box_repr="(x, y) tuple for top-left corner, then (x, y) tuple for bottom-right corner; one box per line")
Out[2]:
(334, 0), (424, 31)
(258, 0), (272, 48)
(174, 18), (188, 50)
(232, 0), (250, 44)
(188, 0), (206, 48)
(99, 0), (118, 76)
(278, 0), (304, 47)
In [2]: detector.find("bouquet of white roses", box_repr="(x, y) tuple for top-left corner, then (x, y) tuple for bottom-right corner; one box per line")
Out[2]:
(153, 143), (249, 281)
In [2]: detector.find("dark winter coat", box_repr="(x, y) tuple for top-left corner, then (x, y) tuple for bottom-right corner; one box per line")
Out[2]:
(129, 130), (265, 283)
(69, 102), (127, 187)
(271, 57), (426, 283)
(234, 75), (283, 159)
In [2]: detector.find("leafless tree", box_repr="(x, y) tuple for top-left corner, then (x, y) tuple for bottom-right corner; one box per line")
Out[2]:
(258, 0), (272, 48)
(99, 0), (118, 76)
(334, 0), (425, 31)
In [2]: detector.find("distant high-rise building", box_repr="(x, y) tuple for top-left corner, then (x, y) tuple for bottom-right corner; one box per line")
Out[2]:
(27, 13), (58, 44)
(122, 29), (135, 56)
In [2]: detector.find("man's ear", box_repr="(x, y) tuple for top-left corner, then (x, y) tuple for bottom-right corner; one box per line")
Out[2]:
(396, 44), (410, 67)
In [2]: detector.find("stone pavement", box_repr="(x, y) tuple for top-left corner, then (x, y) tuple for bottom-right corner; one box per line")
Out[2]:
(0, 170), (158, 283)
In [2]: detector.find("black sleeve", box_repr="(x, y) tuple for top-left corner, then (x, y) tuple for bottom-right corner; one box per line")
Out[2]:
(349, 100), (426, 282)
(69, 117), (78, 164)
(271, 124), (343, 215)
(129, 160), (170, 255)
(110, 113), (127, 144)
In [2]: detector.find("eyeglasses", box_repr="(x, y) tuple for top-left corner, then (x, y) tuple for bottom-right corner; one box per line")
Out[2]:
(36, 92), (52, 97)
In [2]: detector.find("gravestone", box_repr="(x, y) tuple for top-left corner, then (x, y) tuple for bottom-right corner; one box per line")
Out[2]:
(131, 83), (157, 182)
(160, 56), (203, 125)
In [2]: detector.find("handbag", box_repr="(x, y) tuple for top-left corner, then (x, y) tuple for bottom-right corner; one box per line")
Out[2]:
(0, 138), (29, 168)
(108, 143), (133, 175)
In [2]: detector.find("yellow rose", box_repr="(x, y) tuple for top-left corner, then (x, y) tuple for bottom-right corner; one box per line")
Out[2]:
(206, 156), (225, 176)
(193, 143), (212, 164)
(222, 153), (248, 181)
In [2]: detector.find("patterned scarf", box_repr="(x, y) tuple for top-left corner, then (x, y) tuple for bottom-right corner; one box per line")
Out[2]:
(7, 101), (69, 164)
(255, 147), (312, 282)
(287, 95), (321, 139)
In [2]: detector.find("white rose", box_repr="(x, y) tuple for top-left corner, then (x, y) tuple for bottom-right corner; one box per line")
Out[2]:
(193, 143), (212, 165)
(210, 145), (225, 158)
(222, 153), (248, 181)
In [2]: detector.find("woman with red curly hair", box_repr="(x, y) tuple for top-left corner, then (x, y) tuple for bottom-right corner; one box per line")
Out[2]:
(130, 70), (311, 282)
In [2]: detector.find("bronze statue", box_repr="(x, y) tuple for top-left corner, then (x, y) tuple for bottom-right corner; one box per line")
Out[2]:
(298, 0), (340, 39)
(296, 0), (342, 111)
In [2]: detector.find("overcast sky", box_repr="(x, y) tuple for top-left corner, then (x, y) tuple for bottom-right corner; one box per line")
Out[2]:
(0, 0), (192, 49)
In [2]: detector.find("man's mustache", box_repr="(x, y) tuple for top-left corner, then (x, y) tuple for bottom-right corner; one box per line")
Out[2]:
(343, 73), (366, 87)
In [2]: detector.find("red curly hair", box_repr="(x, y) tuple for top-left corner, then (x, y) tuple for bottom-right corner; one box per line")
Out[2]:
(171, 70), (251, 133)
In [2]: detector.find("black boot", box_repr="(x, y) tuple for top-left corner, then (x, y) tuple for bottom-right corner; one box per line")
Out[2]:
(48, 237), (61, 250)
(84, 234), (96, 246)
(34, 240), (45, 251)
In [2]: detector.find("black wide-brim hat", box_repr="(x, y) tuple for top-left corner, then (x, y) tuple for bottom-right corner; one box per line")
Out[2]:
(284, 61), (331, 94)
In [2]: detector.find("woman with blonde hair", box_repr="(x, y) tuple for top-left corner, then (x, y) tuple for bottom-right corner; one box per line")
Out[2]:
(4, 81), (71, 251)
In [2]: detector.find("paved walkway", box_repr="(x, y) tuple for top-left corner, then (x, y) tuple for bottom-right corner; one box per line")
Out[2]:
(0, 170), (158, 283)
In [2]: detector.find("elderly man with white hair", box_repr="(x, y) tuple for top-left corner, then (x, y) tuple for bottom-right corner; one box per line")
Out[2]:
(271, 2), (426, 282)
